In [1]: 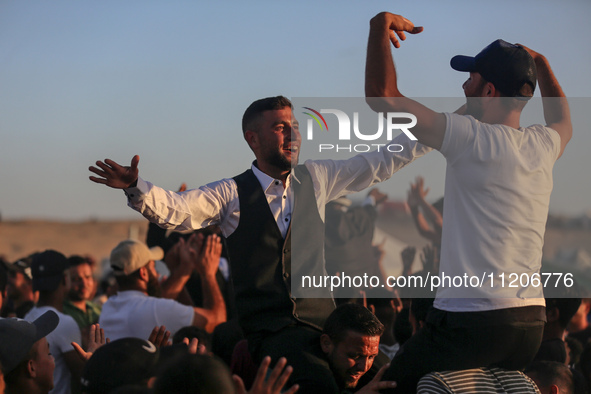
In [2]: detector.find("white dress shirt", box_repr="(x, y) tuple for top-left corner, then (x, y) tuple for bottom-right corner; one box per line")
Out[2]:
(124, 134), (431, 238)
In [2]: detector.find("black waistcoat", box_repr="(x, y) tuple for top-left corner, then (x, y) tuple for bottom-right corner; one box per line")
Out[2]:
(227, 165), (335, 335)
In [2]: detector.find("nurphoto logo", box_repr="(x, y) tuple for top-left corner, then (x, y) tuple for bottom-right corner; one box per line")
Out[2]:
(302, 107), (417, 153)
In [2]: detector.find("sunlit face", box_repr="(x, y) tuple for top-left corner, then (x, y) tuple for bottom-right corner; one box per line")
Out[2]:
(31, 337), (55, 392)
(322, 330), (380, 390)
(251, 107), (301, 173)
(68, 263), (94, 302)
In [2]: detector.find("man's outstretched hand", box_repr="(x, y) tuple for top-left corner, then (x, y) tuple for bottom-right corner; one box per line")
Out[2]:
(370, 12), (423, 48)
(89, 155), (140, 189)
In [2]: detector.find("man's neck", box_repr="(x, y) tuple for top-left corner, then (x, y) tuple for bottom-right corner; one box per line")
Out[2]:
(37, 292), (64, 312)
(68, 299), (87, 312)
(253, 161), (290, 185)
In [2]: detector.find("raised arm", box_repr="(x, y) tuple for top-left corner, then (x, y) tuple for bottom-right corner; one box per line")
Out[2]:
(89, 155), (139, 188)
(191, 234), (227, 333)
(365, 12), (446, 149)
(519, 44), (572, 158)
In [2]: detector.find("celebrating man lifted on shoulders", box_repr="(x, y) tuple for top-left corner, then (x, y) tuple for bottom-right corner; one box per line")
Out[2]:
(365, 11), (572, 393)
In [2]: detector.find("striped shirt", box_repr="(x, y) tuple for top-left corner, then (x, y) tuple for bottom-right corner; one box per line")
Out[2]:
(417, 367), (540, 393)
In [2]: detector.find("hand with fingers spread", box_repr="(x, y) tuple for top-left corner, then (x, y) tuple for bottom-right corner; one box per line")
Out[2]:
(354, 363), (397, 393)
(71, 323), (109, 362)
(148, 325), (172, 348)
(89, 155), (140, 189)
(233, 356), (299, 394)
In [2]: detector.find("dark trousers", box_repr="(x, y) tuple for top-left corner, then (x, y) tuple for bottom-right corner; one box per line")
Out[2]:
(382, 306), (545, 394)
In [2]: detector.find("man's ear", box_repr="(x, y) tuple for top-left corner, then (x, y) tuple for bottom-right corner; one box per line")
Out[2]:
(549, 384), (560, 394)
(27, 358), (36, 378)
(320, 334), (333, 354)
(138, 265), (150, 282)
(244, 130), (259, 150)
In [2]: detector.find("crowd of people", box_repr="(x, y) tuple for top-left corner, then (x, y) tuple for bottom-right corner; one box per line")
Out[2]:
(0, 9), (582, 394)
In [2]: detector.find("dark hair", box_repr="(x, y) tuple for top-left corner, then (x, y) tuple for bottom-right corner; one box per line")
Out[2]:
(410, 298), (434, 324)
(67, 255), (92, 268)
(323, 303), (384, 344)
(546, 298), (582, 330)
(153, 354), (234, 394)
(525, 361), (574, 394)
(114, 269), (144, 289)
(241, 96), (292, 134)
(172, 326), (212, 350)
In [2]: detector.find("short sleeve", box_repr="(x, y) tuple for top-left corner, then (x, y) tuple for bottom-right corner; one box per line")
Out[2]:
(439, 113), (477, 163)
(152, 298), (195, 335)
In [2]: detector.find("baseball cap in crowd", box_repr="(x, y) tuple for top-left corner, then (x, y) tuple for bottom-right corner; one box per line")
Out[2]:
(80, 338), (160, 393)
(450, 39), (537, 99)
(110, 240), (164, 276)
(0, 310), (59, 373)
(4, 256), (34, 280)
(31, 250), (70, 292)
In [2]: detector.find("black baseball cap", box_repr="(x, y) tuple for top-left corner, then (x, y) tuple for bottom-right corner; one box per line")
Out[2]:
(31, 250), (70, 292)
(451, 39), (537, 99)
(0, 310), (59, 373)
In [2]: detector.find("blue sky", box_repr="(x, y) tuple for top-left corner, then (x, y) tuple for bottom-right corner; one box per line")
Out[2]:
(1, 0), (589, 220)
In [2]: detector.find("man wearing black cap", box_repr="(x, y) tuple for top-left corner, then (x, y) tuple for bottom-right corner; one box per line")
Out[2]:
(365, 12), (572, 392)
(0, 310), (59, 394)
(24, 250), (84, 394)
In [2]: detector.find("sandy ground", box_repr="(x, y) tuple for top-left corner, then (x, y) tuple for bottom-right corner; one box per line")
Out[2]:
(1, 216), (589, 276)
(0, 219), (149, 264)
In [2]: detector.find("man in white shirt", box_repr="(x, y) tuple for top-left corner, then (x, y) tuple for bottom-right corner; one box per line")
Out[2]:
(99, 237), (225, 341)
(365, 12), (572, 392)
(25, 251), (84, 394)
(89, 95), (430, 392)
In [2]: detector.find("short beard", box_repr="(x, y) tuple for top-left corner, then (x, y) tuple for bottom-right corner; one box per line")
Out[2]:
(68, 290), (85, 302)
(268, 151), (294, 172)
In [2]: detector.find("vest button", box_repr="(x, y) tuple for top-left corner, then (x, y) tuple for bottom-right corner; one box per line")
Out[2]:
(293, 313), (299, 318)
(283, 272), (290, 279)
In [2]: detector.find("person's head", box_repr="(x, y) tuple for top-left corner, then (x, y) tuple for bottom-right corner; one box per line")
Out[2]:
(525, 361), (574, 394)
(81, 338), (160, 393)
(0, 310), (58, 394)
(5, 257), (34, 302)
(31, 250), (70, 298)
(409, 298), (434, 335)
(546, 298), (582, 332)
(153, 353), (235, 394)
(172, 326), (212, 351)
(451, 39), (536, 116)
(569, 298), (591, 332)
(67, 256), (95, 303)
(321, 303), (384, 390)
(241, 96), (301, 178)
(110, 240), (164, 296)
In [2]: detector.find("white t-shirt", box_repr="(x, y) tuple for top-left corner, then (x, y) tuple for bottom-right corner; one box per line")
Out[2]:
(25, 306), (81, 394)
(98, 290), (195, 341)
(434, 113), (561, 312)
